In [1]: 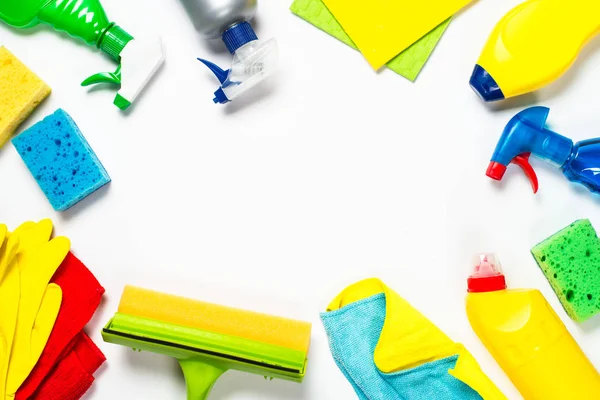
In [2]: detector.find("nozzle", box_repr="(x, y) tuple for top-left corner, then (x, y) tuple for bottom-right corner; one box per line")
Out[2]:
(197, 59), (231, 104)
(470, 65), (504, 102)
(198, 35), (278, 104)
(486, 162), (507, 181)
(82, 37), (165, 110)
(487, 107), (574, 193)
(467, 254), (506, 293)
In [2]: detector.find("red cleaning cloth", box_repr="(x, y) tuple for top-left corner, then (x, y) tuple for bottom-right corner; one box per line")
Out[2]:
(30, 332), (106, 400)
(16, 252), (105, 400)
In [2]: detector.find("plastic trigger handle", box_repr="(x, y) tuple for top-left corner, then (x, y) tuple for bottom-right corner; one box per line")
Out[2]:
(81, 65), (122, 87)
(197, 58), (229, 84)
(511, 153), (539, 193)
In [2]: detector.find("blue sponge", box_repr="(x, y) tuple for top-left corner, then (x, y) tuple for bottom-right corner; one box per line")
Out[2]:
(12, 109), (110, 211)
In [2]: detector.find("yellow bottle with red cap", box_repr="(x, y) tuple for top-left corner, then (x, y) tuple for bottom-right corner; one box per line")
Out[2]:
(465, 254), (600, 400)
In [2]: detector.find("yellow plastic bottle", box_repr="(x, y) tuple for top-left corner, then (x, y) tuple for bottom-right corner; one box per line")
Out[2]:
(465, 254), (600, 400)
(469, 0), (600, 102)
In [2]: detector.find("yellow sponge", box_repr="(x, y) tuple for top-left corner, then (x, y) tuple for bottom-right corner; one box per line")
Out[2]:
(0, 47), (51, 148)
(118, 285), (312, 353)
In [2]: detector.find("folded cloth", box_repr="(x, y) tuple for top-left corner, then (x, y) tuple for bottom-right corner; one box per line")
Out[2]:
(16, 252), (105, 400)
(320, 0), (472, 69)
(290, 0), (450, 81)
(321, 278), (506, 400)
(30, 332), (106, 400)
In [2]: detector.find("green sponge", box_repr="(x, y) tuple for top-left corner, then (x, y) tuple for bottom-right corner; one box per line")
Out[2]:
(531, 219), (600, 322)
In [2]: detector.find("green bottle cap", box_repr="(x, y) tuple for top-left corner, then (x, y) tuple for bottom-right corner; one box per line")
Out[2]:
(99, 24), (133, 61)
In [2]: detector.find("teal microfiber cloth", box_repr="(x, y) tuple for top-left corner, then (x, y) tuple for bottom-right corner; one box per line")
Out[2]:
(321, 294), (484, 400)
(531, 219), (600, 322)
(12, 109), (110, 211)
(290, 0), (451, 81)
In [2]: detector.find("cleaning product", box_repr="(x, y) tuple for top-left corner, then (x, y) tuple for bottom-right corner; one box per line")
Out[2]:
(0, 0), (164, 110)
(102, 285), (311, 399)
(12, 109), (111, 211)
(487, 106), (600, 194)
(1, 220), (71, 400)
(178, 0), (278, 104)
(0, 224), (20, 399)
(322, 278), (506, 400)
(466, 254), (600, 400)
(470, 0), (600, 102)
(30, 332), (105, 400)
(0, 47), (51, 148)
(17, 251), (105, 400)
(531, 219), (600, 323)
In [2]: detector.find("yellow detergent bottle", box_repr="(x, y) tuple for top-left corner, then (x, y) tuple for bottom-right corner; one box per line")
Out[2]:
(469, 0), (600, 102)
(465, 254), (600, 400)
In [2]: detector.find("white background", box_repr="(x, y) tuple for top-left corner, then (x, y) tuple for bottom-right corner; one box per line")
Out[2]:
(1, 1), (600, 399)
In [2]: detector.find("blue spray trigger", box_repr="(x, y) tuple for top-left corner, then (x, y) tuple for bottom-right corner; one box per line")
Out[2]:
(197, 58), (230, 84)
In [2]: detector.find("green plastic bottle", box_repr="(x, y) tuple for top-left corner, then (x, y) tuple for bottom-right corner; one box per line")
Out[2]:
(0, 0), (164, 110)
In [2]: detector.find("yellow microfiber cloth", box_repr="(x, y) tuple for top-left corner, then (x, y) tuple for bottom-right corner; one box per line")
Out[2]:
(0, 220), (70, 400)
(321, 0), (473, 69)
(321, 278), (505, 399)
(0, 47), (51, 148)
(290, 0), (451, 81)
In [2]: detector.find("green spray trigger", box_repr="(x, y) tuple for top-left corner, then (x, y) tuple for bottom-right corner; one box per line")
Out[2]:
(81, 65), (122, 87)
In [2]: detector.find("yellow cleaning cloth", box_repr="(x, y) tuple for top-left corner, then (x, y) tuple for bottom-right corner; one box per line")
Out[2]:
(0, 220), (70, 400)
(0, 47), (51, 148)
(321, 0), (473, 69)
(326, 278), (505, 399)
(118, 286), (312, 354)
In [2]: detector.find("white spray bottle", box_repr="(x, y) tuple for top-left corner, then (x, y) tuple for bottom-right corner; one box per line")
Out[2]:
(178, 0), (277, 104)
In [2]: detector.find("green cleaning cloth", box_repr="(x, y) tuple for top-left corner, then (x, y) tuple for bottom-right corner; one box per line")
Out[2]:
(290, 0), (451, 81)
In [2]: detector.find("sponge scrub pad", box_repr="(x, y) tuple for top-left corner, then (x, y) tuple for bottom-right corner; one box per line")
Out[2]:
(531, 219), (600, 322)
(0, 46), (51, 148)
(118, 286), (312, 354)
(12, 109), (110, 211)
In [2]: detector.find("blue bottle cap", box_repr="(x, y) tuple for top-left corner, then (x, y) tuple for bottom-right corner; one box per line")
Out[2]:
(470, 65), (505, 102)
(222, 21), (258, 54)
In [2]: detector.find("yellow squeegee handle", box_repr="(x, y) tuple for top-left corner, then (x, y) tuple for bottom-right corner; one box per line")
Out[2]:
(178, 360), (226, 400)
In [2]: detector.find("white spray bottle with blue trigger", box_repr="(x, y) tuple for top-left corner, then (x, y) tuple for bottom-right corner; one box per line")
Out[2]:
(178, 0), (278, 104)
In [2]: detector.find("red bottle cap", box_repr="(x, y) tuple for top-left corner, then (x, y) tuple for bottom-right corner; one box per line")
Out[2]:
(467, 254), (507, 293)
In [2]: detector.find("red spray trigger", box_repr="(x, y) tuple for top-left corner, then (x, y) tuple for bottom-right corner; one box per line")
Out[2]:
(511, 153), (539, 193)
(486, 153), (539, 193)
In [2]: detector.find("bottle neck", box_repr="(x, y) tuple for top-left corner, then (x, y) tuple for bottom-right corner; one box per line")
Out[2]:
(222, 21), (258, 54)
(467, 274), (506, 293)
(98, 24), (133, 61)
(527, 126), (573, 168)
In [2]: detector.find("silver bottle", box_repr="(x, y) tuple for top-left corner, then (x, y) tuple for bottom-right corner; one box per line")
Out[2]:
(179, 0), (258, 39)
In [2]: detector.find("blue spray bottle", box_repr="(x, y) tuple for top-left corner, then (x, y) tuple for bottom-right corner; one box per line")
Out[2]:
(178, 0), (277, 104)
(487, 106), (600, 194)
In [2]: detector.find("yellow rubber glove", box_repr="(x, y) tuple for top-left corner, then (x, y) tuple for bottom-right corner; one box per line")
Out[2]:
(4, 220), (70, 400)
(0, 226), (21, 399)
